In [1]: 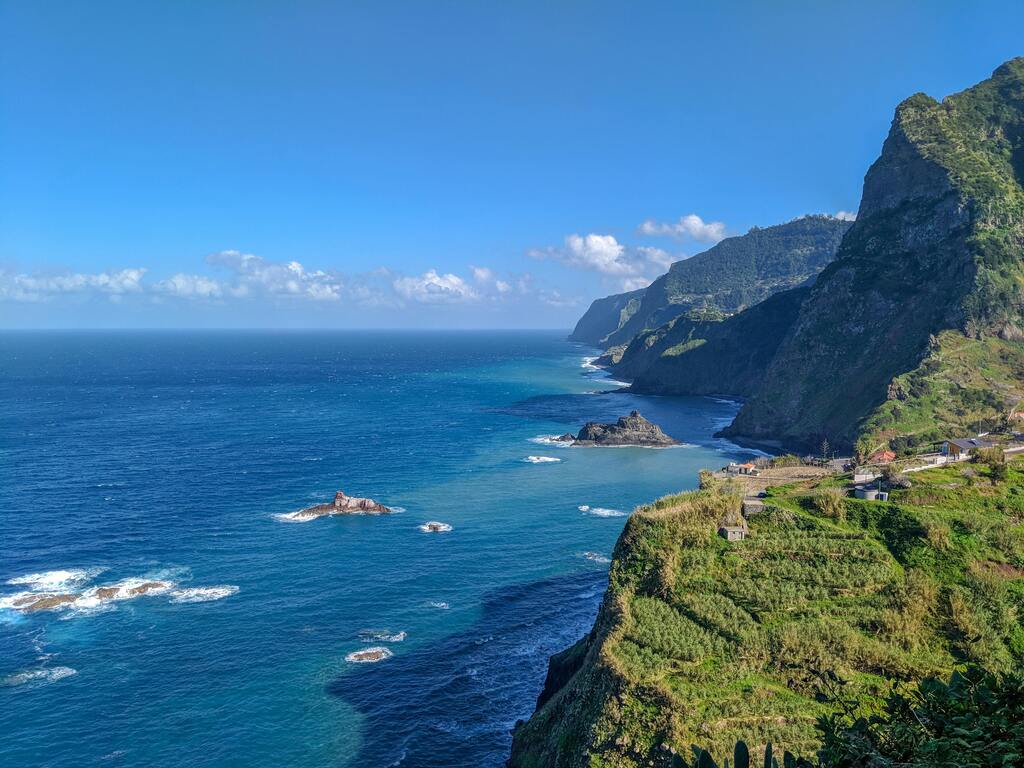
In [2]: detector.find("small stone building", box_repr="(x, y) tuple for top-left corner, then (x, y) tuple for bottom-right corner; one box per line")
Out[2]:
(718, 525), (748, 542)
(741, 498), (765, 517)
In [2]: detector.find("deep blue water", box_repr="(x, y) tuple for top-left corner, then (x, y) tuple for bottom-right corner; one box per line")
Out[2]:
(0, 331), (760, 768)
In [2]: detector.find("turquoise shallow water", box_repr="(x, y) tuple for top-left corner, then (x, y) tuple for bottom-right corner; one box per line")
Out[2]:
(0, 330), (760, 768)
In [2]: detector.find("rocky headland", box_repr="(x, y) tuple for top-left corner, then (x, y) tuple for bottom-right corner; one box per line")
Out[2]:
(556, 411), (677, 447)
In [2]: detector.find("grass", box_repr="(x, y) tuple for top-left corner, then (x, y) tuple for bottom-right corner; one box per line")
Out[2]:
(508, 460), (1024, 768)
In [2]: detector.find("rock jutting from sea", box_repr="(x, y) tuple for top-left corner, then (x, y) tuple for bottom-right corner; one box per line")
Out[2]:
(293, 490), (392, 520)
(555, 411), (678, 447)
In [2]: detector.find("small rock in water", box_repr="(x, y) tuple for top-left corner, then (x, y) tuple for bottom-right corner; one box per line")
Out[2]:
(345, 647), (393, 663)
(418, 521), (452, 533)
(569, 411), (678, 447)
(292, 490), (392, 520)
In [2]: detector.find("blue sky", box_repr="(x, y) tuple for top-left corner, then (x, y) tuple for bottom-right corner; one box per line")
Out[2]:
(1, 1), (1022, 328)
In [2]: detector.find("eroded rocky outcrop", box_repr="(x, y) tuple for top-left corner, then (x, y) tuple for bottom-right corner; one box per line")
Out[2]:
(559, 411), (677, 447)
(293, 490), (392, 520)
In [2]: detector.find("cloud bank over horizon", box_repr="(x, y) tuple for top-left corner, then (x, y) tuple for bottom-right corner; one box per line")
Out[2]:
(0, 249), (581, 328)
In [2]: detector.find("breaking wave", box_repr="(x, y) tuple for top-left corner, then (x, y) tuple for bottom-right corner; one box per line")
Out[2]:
(579, 505), (626, 517)
(358, 629), (407, 643)
(418, 522), (453, 533)
(3, 666), (78, 687)
(6, 569), (103, 592)
(523, 455), (560, 464)
(169, 585), (240, 604)
(528, 435), (572, 447)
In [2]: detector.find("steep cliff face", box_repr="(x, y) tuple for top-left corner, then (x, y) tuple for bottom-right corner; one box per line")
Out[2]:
(726, 59), (1024, 452)
(602, 216), (851, 349)
(569, 288), (646, 346)
(615, 286), (809, 397)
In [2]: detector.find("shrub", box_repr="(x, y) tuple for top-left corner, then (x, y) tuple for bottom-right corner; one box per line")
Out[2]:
(814, 487), (847, 522)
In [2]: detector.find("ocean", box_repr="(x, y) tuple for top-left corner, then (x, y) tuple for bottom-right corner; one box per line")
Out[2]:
(0, 330), (761, 768)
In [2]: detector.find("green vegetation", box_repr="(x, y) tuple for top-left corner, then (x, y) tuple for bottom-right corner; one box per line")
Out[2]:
(508, 461), (1024, 768)
(686, 667), (1024, 767)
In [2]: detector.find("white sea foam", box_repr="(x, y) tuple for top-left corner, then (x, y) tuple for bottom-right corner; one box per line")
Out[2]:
(426, 601), (450, 610)
(581, 356), (600, 370)
(358, 629), (407, 642)
(169, 585), (239, 604)
(2, 567), (238, 617)
(3, 666), (77, 687)
(6, 569), (101, 591)
(418, 521), (453, 533)
(523, 455), (561, 464)
(581, 506), (626, 518)
(301, 457), (323, 461)
(345, 646), (393, 663)
(528, 435), (572, 447)
(273, 511), (316, 524)
(581, 551), (611, 564)
(604, 379), (630, 387)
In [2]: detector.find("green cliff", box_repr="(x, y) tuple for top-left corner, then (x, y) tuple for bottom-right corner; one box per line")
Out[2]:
(569, 217), (850, 349)
(602, 216), (851, 349)
(570, 288), (647, 346)
(509, 462), (1024, 767)
(725, 59), (1024, 453)
(614, 287), (808, 398)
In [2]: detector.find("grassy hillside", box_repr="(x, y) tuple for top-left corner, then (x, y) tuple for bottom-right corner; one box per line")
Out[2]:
(727, 59), (1024, 452)
(509, 461), (1024, 767)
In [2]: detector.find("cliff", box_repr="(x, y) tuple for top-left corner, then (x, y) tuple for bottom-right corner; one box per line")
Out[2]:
(725, 59), (1024, 453)
(601, 216), (851, 349)
(509, 462), (1024, 766)
(614, 286), (809, 397)
(569, 288), (646, 346)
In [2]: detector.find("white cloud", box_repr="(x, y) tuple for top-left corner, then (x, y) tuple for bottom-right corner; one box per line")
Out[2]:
(471, 266), (494, 284)
(392, 269), (478, 304)
(834, 210), (857, 221)
(206, 250), (343, 301)
(638, 213), (726, 243)
(0, 253), (565, 316)
(529, 235), (676, 291)
(636, 246), (673, 272)
(620, 276), (653, 291)
(155, 273), (224, 299)
(538, 289), (580, 308)
(0, 268), (146, 302)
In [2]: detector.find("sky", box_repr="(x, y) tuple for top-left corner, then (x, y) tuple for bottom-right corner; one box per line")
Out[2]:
(1, 1), (1022, 329)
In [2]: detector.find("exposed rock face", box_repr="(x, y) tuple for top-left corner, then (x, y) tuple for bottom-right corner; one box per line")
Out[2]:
(295, 490), (392, 520)
(9, 580), (173, 613)
(15, 594), (79, 613)
(570, 411), (677, 447)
